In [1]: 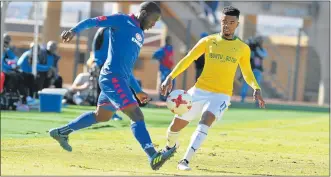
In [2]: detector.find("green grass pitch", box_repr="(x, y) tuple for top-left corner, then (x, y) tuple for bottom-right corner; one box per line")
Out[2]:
(1, 106), (329, 176)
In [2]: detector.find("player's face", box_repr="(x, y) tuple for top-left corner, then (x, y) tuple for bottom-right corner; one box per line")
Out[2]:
(3, 38), (10, 48)
(220, 15), (239, 37)
(3, 41), (9, 48)
(141, 11), (161, 30)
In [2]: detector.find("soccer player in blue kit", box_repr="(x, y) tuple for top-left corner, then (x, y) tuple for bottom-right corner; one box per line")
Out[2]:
(49, 1), (176, 170)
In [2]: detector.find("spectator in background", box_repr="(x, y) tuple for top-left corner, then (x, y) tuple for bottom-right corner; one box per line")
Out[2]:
(240, 36), (268, 103)
(152, 36), (176, 101)
(43, 41), (63, 89)
(0, 72), (4, 94)
(194, 32), (208, 81)
(17, 43), (53, 96)
(199, 1), (220, 30)
(2, 33), (18, 73)
(1, 34), (30, 108)
(64, 71), (93, 106)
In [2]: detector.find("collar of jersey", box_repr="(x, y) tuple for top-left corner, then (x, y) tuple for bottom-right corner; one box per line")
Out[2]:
(219, 33), (237, 41)
(129, 13), (140, 28)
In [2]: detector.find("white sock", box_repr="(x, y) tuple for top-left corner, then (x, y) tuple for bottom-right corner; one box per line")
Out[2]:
(166, 128), (179, 148)
(183, 124), (209, 162)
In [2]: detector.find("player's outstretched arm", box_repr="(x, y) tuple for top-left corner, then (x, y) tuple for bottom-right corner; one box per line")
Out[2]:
(169, 38), (206, 79)
(61, 15), (122, 43)
(239, 46), (265, 108)
(160, 38), (206, 95)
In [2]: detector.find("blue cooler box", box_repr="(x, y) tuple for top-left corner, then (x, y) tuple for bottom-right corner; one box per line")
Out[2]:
(39, 93), (63, 113)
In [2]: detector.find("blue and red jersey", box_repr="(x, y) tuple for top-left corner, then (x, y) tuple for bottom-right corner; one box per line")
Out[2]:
(71, 13), (143, 93)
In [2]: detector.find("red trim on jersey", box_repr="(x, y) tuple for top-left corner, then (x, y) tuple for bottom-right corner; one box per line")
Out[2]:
(97, 16), (107, 21)
(129, 13), (140, 27)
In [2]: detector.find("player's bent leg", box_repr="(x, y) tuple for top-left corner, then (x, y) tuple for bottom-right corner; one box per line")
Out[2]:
(122, 105), (155, 156)
(95, 106), (115, 122)
(122, 104), (176, 170)
(165, 117), (190, 150)
(49, 102), (115, 152)
(199, 111), (216, 126)
(166, 96), (205, 151)
(49, 110), (98, 152)
(178, 111), (216, 171)
(169, 117), (190, 132)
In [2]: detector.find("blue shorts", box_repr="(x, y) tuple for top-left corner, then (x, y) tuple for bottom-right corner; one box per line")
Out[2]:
(98, 75), (138, 112)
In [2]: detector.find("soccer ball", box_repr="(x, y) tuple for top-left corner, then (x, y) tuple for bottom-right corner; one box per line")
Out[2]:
(166, 89), (192, 115)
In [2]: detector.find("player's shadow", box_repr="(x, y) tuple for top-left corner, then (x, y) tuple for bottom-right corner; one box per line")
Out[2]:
(89, 125), (115, 130)
(70, 164), (191, 176)
(197, 168), (242, 175)
(198, 168), (273, 176)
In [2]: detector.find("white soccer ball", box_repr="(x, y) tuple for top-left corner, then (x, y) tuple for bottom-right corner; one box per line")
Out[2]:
(166, 89), (192, 115)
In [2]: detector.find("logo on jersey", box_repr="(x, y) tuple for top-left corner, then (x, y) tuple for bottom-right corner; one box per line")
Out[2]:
(97, 16), (107, 21)
(132, 33), (143, 47)
(136, 33), (142, 42)
(209, 53), (237, 63)
(230, 47), (238, 52)
(211, 39), (218, 46)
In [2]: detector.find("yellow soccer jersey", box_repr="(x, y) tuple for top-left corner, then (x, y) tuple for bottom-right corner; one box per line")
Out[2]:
(169, 33), (260, 96)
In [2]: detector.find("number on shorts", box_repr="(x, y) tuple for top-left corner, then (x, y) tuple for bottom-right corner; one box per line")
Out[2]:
(219, 101), (226, 112)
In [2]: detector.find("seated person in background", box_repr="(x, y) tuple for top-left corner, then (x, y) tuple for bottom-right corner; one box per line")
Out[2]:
(65, 72), (92, 106)
(0, 72), (4, 94)
(17, 43), (54, 95)
(2, 33), (18, 73)
(1, 34), (31, 108)
(43, 41), (63, 89)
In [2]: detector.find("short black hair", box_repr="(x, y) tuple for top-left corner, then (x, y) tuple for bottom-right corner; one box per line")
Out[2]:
(140, 1), (161, 14)
(222, 6), (240, 18)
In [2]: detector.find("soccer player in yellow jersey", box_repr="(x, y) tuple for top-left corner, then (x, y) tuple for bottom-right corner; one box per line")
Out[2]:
(160, 6), (266, 171)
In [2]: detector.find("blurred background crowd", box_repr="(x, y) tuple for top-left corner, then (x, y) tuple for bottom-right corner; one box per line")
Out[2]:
(1, 1), (329, 113)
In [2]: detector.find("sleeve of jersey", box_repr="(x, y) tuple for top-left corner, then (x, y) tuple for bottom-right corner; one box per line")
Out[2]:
(256, 47), (268, 58)
(129, 74), (143, 93)
(2, 57), (12, 71)
(91, 28), (102, 52)
(169, 38), (206, 78)
(239, 46), (261, 90)
(72, 73), (84, 86)
(37, 55), (54, 72)
(17, 52), (30, 72)
(7, 49), (17, 60)
(71, 15), (121, 34)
